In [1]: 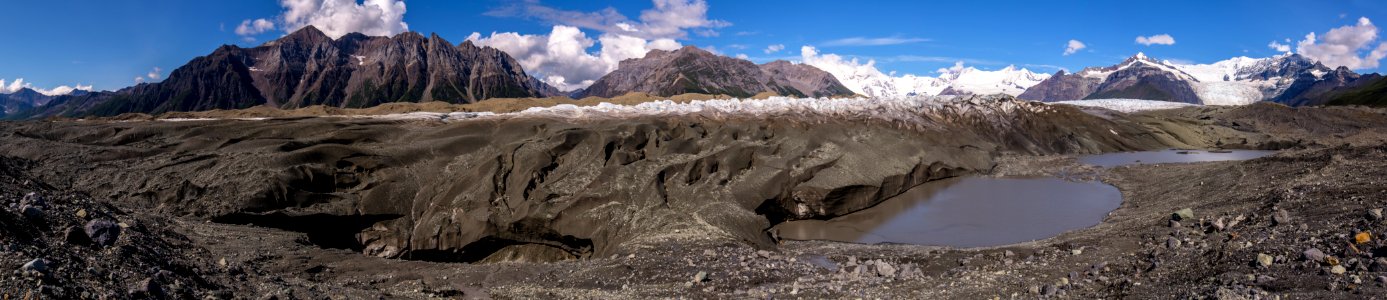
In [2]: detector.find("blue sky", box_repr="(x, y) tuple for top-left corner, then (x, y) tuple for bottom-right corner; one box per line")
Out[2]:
(3, 0), (1387, 93)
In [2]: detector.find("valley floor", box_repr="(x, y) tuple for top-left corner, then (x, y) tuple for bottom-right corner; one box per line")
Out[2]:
(3, 98), (1387, 299)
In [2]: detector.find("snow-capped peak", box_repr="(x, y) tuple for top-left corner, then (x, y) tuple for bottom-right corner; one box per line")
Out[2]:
(798, 47), (1051, 99)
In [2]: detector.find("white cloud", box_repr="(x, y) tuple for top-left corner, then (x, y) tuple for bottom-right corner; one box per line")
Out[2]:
(736, 53), (748, 60)
(235, 18), (276, 39)
(1296, 17), (1387, 70)
(1268, 40), (1291, 52)
(234, 0), (409, 40)
(0, 78), (93, 96)
(1064, 39), (1086, 56)
(487, 0), (729, 40)
(468, 25), (681, 92)
(799, 46), (1049, 98)
(821, 36), (929, 47)
(133, 67), (162, 84)
(764, 44), (784, 54)
(1135, 34), (1176, 46)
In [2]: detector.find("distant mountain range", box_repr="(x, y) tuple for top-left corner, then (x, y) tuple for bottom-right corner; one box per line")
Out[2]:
(577, 46), (853, 98)
(1019, 52), (1383, 106)
(5, 27), (1386, 119)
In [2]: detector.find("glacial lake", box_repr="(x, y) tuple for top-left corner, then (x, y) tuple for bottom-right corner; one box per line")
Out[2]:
(773, 176), (1122, 247)
(1079, 149), (1276, 168)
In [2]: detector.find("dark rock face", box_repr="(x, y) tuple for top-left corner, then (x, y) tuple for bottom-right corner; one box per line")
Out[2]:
(759, 60), (856, 97)
(1274, 67), (1383, 106)
(85, 219), (121, 247)
(1085, 64), (1202, 104)
(1325, 76), (1387, 107)
(20, 26), (547, 118)
(1017, 70), (1102, 101)
(579, 46), (855, 98)
(0, 88), (60, 117)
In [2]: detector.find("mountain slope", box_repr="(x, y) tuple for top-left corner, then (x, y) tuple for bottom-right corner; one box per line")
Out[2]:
(578, 46), (854, 98)
(1324, 76), (1387, 107)
(21, 26), (547, 118)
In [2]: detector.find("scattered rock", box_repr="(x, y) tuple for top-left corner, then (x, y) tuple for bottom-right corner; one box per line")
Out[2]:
(1377, 275), (1387, 284)
(804, 255), (838, 272)
(20, 205), (43, 219)
(1041, 284), (1057, 296)
(1070, 248), (1083, 256)
(85, 219), (122, 247)
(702, 249), (717, 256)
(1172, 208), (1194, 221)
(21, 192), (46, 208)
(1255, 275), (1276, 285)
(64, 226), (91, 246)
(1212, 217), (1226, 231)
(1330, 265), (1347, 275)
(1272, 209), (1291, 225)
(1169, 220), (1181, 228)
(1369, 208), (1383, 221)
(75, 208), (87, 219)
(1166, 237), (1182, 249)
(1371, 258), (1387, 272)
(1256, 253), (1273, 268)
(21, 258), (48, 276)
(128, 278), (165, 298)
(1303, 248), (1326, 263)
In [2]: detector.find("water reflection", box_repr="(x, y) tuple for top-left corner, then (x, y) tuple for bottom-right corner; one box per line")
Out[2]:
(774, 177), (1121, 247)
(1079, 149), (1275, 168)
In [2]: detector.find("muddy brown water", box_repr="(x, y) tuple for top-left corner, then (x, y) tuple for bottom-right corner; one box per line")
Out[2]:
(773, 177), (1122, 247)
(1079, 149), (1276, 168)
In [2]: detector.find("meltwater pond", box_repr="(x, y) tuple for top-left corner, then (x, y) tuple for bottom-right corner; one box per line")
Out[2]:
(1080, 149), (1276, 168)
(773, 177), (1122, 248)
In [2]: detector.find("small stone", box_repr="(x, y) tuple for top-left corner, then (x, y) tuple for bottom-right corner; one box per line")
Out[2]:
(128, 278), (164, 298)
(1255, 275), (1276, 285)
(63, 226), (91, 246)
(689, 271), (709, 286)
(1041, 284), (1057, 296)
(1330, 265), (1347, 275)
(1166, 237), (1182, 249)
(1213, 217), (1226, 231)
(20, 205), (42, 219)
(1256, 253), (1274, 267)
(75, 209), (87, 219)
(1355, 232), (1372, 244)
(1327, 256), (1341, 266)
(1028, 286), (1041, 294)
(1272, 209), (1291, 225)
(1303, 248), (1326, 263)
(21, 192), (45, 208)
(703, 249), (717, 256)
(21, 259), (47, 276)
(1172, 208), (1194, 221)
(1371, 258), (1387, 272)
(1070, 248), (1083, 256)
(626, 253), (635, 259)
(1169, 220), (1181, 228)
(218, 258), (229, 268)
(1369, 208), (1384, 221)
(875, 261), (897, 278)
(85, 219), (121, 247)
(756, 250), (772, 258)
(1376, 275), (1387, 284)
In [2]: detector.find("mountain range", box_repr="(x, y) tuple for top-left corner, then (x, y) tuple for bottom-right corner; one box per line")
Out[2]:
(5, 26), (1387, 119)
(1018, 52), (1383, 106)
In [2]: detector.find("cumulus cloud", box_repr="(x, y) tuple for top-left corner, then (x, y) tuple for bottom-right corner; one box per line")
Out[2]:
(1268, 40), (1291, 52)
(1135, 34), (1176, 46)
(1296, 17), (1387, 70)
(1064, 39), (1086, 56)
(237, 0), (409, 41)
(468, 25), (681, 91)
(764, 44), (784, 54)
(486, 0), (729, 40)
(0, 78), (94, 96)
(821, 36), (929, 47)
(235, 18), (275, 40)
(736, 53), (749, 60)
(134, 67), (162, 84)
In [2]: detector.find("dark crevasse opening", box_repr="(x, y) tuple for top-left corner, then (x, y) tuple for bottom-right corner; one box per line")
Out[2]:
(211, 212), (403, 250)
